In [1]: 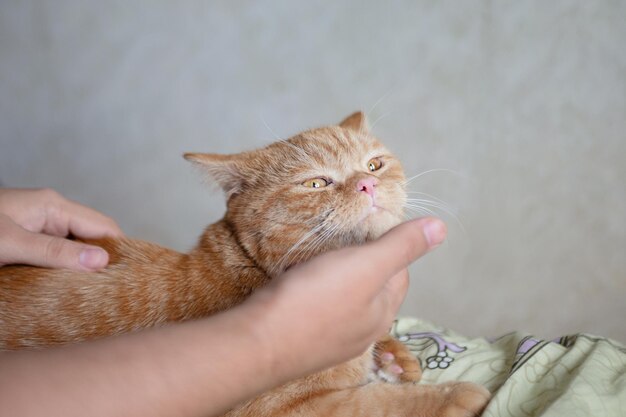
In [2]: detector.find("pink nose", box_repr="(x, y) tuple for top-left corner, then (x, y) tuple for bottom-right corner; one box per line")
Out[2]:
(357, 177), (378, 197)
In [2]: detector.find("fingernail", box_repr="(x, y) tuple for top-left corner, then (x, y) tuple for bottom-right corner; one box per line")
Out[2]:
(423, 219), (446, 248)
(79, 248), (108, 270)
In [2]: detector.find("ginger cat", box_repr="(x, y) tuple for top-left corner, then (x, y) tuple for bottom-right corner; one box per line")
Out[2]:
(0, 112), (490, 416)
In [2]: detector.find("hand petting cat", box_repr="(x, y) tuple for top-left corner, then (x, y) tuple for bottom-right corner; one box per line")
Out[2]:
(0, 189), (446, 417)
(250, 216), (447, 380)
(0, 188), (123, 271)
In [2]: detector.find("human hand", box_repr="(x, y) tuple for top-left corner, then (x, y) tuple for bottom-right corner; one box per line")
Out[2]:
(0, 188), (123, 270)
(247, 217), (446, 381)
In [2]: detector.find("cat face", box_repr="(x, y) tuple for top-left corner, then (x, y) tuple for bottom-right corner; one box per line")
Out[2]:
(185, 112), (406, 276)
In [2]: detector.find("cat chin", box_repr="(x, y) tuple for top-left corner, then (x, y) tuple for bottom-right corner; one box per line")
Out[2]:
(361, 212), (402, 241)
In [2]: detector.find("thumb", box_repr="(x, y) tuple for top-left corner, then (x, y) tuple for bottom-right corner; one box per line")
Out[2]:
(339, 217), (447, 297)
(0, 215), (109, 271)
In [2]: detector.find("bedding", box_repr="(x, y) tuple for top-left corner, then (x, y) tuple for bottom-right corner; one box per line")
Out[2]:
(391, 318), (626, 416)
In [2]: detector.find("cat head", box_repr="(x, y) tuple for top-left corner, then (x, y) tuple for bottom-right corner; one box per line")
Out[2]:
(185, 111), (406, 276)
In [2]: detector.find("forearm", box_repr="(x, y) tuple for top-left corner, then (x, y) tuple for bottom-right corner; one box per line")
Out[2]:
(0, 302), (282, 417)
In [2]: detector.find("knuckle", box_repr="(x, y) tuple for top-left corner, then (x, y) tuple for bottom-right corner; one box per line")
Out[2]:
(0, 214), (14, 233)
(38, 188), (61, 201)
(403, 228), (427, 263)
(399, 241), (416, 265)
(39, 191), (66, 225)
(0, 216), (25, 263)
(105, 217), (121, 232)
(396, 271), (410, 293)
(38, 188), (65, 217)
(43, 237), (68, 265)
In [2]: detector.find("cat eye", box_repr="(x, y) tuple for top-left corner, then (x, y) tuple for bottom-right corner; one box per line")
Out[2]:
(302, 178), (330, 188)
(367, 158), (383, 172)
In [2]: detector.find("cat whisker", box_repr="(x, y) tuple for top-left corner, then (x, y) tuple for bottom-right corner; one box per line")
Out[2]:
(402, 168), (461, 186)
(369, 111), (392, 132)
(404, 201), (466, 234)
(364, 87), (398, 136)
(297, 220), (343, 261)
(405, 198), (458, 215)
(277, 228), (330, 274)
(297, 221), (343, 260)
(275, 210), (338, 274)
(260, 115), (282, 141)
(405, 192), (456, 220)
(278, 139), (315, 166)
(366, 89), (394, 121)
(294, 223), (341, 266)
(289, 226), (332, 263)
(403, 204), (438, 218)
(233, 229), (264, 239)
(276, 223), (327, 273)
(405, 191), (449, 206)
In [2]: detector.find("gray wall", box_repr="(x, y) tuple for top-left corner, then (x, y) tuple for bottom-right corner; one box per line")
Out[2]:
(1, 1), (624, 342)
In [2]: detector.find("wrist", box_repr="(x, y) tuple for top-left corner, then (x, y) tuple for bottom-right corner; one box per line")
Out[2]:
(240, 284), (335, 385)
(237, 288), (288, 383)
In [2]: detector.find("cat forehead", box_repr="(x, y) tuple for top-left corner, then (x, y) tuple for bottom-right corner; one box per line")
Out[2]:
(283, 127), (385, 167)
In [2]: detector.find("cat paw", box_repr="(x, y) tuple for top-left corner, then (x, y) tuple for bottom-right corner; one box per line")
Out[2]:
(435, 382), (491, 417)
(373, 336), (422, 383)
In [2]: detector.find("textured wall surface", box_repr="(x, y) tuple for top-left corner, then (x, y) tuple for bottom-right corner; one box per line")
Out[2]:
(1, 1), (624, 342)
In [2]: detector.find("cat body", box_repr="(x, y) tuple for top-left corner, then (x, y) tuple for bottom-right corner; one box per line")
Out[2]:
(0, 112), (489, 416)
(0, 220), (262, 347)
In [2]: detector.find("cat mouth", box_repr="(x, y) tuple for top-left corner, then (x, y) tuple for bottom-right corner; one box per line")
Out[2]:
(359, 203), (389, 222)
(358, 193), (387, 217)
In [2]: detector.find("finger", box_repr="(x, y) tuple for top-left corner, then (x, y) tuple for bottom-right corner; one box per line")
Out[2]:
(369, 270), (410, 339)
(285, 218), (445, 302)
(56, 198), (123, 239)
(324, 218), (445, 296)
(363, 218), (446, 281)
(385, 269), (410, 312)
(0, 188), (123, 239)
(1, 219), (109, 270)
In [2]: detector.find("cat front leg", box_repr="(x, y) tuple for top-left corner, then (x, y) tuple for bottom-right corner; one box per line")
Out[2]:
(373, 334), (422, 383)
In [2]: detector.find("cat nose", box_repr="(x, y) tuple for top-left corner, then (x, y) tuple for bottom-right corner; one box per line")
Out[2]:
(357, 177), (378, 197)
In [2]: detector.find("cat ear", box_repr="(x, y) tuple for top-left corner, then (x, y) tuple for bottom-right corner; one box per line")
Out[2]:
(339, 111), (369, 133)
(184, 153), (245, 196)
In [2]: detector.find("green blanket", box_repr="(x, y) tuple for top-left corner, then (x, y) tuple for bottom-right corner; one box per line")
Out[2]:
(392, 318), (626, 417)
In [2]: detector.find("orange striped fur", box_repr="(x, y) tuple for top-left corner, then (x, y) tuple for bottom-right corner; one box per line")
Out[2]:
(0, 112), (489, 416)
